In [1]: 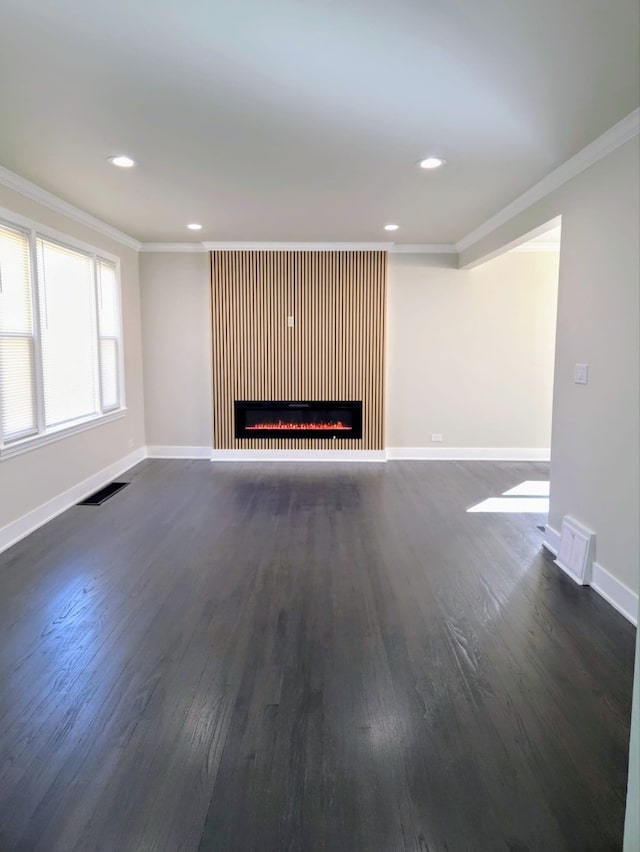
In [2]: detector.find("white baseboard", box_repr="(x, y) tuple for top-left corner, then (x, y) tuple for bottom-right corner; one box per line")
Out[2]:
(591, 563), (638, 626)
(146, 445), (212, 459)
(151, 446), (551, 462)
(0, 447), (146, 555)
(3, 447), (635, 626)
(543, 524), (637, 625)
(386, 447), (551, 461)
(542, 524), (561, 555)
(210, 449), (386, 462)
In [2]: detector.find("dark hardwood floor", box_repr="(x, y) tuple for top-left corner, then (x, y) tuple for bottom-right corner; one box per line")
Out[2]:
(0, 459), (635, 852)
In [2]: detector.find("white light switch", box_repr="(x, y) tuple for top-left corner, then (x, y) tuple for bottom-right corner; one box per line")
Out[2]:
(574, 363), (589, 384)
(287, 316), (294, 327)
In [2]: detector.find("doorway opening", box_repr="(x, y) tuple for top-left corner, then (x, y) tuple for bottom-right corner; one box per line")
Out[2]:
(465, 217), (561, 525)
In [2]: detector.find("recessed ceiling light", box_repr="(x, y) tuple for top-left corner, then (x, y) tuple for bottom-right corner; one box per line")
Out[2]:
(419, 156), (445, 169)
(187, 223), (203, 231)
(384, 224), (399, 231)
(108, 155), (136, 168)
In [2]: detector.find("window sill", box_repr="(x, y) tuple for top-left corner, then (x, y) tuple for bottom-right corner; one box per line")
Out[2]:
(0, 408), (127, 461)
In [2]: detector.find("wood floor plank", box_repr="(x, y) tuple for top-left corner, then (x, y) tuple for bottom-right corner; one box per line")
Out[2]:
(0, 459), (635, 852)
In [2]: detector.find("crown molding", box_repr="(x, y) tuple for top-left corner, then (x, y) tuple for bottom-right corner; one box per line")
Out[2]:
(139, 242), (207, 252)
(204, 241), (457, 253)
(5, 108), (636, 258)
(388, 243), (456, 254)
(456, 107), (640, 253)
(146, 240), (456, 253)
(202, 241), (394, 251)
(0, 164), (141, 251)
(511, 242), (560, 253)
(459, 216), (562, 268)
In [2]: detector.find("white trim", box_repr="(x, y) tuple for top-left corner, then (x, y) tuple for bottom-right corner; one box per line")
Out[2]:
(147, 445), (212, 459)
(211, 449), (386, 462)
(511, 242), (560, 253)
(542, 523), (561, 555)
(0, 205), (121, 264)
(456, 108), (640, 252)
(555, 556), (588, 586)
(460, 216), (563, 269)
(3, 447), (635, 624)
(144, 241), (458, 254)
(140, 243), (207, 253)
(212, 448), (549, 462)
(0, 447), (146, 555)
(591, 562), (638, 626)
(388, 243), (457, 254)
(0, 409), (127, 460)
(543, 524), (638, 625)
(203, 241), (458, 254)
(386, 446), (551, 461)
(0, 208), (127, 455)
(2, 111), (637, 257)
(0, 165), (141, 251)
(203, 241), (393, 251)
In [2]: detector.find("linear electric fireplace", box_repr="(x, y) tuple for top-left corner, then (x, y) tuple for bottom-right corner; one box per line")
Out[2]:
(234, 401), (363, 440)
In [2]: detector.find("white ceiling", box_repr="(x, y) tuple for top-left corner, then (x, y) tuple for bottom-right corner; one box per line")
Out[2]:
(0, 0), (638, 244)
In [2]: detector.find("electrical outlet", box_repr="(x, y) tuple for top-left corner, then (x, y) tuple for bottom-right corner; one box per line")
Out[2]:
(431, 433), (443, 442)
(287, 316), (294, 327)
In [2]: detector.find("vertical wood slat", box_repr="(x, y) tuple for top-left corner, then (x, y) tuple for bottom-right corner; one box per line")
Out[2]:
(210, 250), (386, 450)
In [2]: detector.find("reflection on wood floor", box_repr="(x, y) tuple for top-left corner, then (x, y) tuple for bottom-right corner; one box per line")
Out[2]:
(0, 459), (634, 851)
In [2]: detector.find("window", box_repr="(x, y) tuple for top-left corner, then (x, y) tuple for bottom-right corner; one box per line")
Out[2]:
(0, 224), (36, 441)
(0, 213), (124, 456)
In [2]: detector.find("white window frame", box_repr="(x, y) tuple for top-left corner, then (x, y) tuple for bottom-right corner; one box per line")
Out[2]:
(0, 205), (126, 460)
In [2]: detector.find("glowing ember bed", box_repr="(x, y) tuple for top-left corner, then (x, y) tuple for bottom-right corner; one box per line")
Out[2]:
(234, 401), (363, 440)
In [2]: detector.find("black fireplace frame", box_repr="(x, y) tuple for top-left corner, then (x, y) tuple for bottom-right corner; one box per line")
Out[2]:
(234, 400), (363, 440)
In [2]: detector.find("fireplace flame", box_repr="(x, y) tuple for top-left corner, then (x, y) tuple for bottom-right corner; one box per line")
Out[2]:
(246, 420), (351, 431)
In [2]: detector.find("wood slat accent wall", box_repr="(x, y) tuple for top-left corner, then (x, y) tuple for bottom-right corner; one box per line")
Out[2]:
(210, 250), (386, 450)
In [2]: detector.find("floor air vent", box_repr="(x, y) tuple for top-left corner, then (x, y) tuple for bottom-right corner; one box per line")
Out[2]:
(78, 482), (129, 506)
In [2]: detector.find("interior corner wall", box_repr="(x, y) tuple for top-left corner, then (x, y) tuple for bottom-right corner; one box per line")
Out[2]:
(460, 136), (640, 597)
(139, 251), (212, 448)
(386, 250), (559, 449)
(0, 185), (146, 532)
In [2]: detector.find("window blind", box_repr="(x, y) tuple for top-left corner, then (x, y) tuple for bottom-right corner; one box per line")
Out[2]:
(0, 213), (124, 453)
(0, 223), (37, 440)
(37, 238), (99, 429)
(97, 259), (120, 411)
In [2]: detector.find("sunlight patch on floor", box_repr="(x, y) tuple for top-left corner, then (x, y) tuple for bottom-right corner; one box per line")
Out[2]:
(502, 480), (550, 497)
(467, 496), (550, 513)
(467, 481), (550, 513)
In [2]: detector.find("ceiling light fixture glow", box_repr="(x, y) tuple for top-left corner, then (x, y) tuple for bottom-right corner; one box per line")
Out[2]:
(108, 155), (136, 168)
(187, 223), (203, 231)
(384, 224), (399, 231)
(419, 156), (445, 169)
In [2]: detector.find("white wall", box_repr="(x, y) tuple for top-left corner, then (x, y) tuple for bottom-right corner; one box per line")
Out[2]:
(0, 185), (146, 531)
(386, 250), (559, 449)
(139, 248), (559, 455)
(460, 137), (640, 597)
(139, 252), (212, 449)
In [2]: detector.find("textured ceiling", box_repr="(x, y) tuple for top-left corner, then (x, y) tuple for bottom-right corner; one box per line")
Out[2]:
(0, 0), (638, 243)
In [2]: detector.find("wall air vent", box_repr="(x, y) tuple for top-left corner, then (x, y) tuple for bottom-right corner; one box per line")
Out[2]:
(555, 516), (595, 585)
